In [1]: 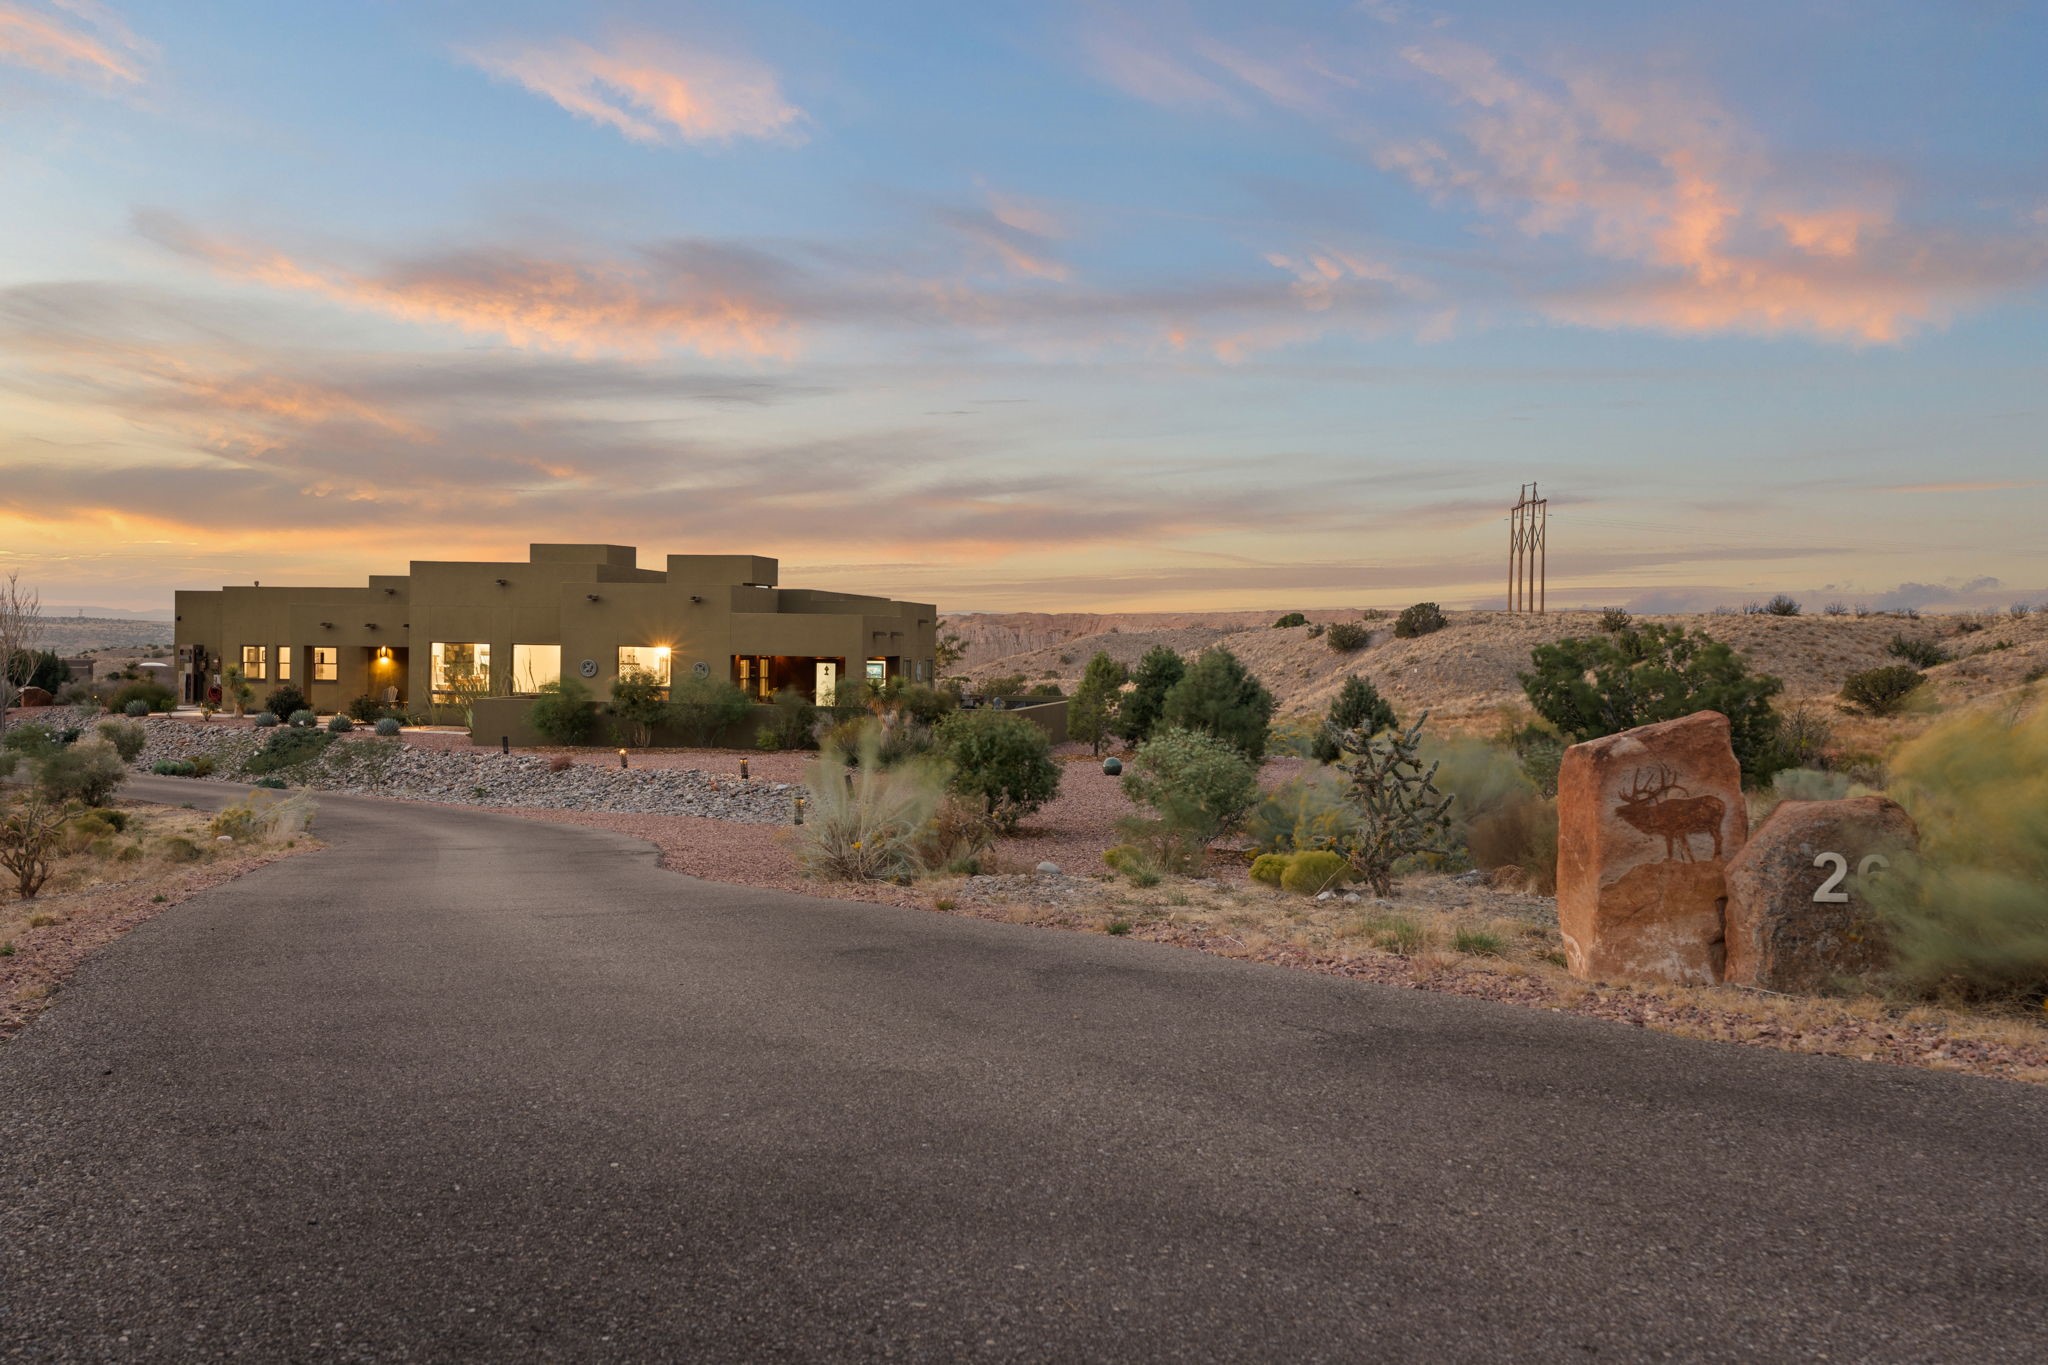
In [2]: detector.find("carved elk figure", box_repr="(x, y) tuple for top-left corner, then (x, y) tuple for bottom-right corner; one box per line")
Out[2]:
(1613, 764), (1726, 862)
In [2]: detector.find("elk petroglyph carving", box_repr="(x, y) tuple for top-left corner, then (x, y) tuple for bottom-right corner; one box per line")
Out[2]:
(1613, 764), (1726, 862)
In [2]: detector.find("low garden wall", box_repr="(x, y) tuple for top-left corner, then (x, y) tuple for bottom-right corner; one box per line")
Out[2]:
(469, 694), (1071, 749)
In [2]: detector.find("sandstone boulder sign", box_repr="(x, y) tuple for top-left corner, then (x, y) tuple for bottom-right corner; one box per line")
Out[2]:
(1723, 796), (1917, 992)
(1557, 711), (1748, 985)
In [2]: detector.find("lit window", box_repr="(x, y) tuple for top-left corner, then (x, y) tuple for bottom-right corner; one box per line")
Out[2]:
(865, 657), (886, 685)
(313, 647), (338, 682)
(618, 645), (671, 687)
(241, 645), (267, 680)
(275, 646), (292, 681)
(431, 642), (491, 696)
(512, 644), (561, 694)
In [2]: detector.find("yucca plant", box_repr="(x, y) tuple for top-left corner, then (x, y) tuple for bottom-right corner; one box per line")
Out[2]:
(797, 730), (950, 882)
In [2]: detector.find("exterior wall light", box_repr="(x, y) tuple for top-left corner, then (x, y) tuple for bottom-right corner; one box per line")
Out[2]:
(587, 594), (601, 602)
(320, 622), (334, 630)
(689, 595), (703, 604)
(495, 578), (509, 586)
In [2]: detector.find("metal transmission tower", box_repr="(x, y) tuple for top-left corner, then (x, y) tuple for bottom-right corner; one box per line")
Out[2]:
(1508, 482), (1548, 614)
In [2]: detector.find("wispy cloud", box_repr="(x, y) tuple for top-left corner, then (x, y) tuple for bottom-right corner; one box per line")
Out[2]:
(0, 0), (149, 88)
(1882, 480), (2040, 494)
(937, 188), (1070, 281)
(459, 35), (803, 146)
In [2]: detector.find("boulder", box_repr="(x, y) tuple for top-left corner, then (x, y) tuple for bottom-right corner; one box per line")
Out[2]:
(1723, 796), (1917, 992)
(1557, 711), (1748, 984)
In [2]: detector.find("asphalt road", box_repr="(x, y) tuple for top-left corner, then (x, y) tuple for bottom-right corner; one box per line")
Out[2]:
(2, 778), (2044, 1361)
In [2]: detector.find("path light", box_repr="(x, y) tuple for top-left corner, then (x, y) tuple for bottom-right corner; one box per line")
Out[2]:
(618, 748), (628, 769)
(739, 757), (749, 781)
(501, 736), (509, 755)
(793, 794), (804, 825)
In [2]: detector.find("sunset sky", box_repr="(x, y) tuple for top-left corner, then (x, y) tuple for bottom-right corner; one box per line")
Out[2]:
(3, 0), (2044, 616)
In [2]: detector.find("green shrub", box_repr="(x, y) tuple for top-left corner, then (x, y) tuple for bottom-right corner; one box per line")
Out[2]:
(758, 688), (818, 750)
(1250, 852), (1291, 887)
(1761, 594), (1802, 616)
(252, 777), (287, 790)
(374, 717), (402, 737)
(1159, 647), (1275, 760)
(1393, 602), (1447, 638)
(1887, 634), (1948, 668)
(937, 708), (1060, 830)
(1841, 665), (1924, 717)
(36, 738), (127, 805)
(1598, 607), (1631, 632)
(326, 714), (354, 734)
(107, 681), (175, 714)
(253, 711), (280, 728)
(1280, 850), (1351, 895)
(123, 699), (150, 718)
(287, 709), (316, 728)
(1247, 767), (1360, 854)
(4, 648), (67, 695)
(150, 758), (197, 777)
(264, 685), (309, 720)
(1324, 621), (1371, 652)
(1120, 728), (1259, 850)
(1772, 703), (1834, 771)
(95, 718), (146, 761)
(1067, 652), (1129, 756)
(1520, 623), (1786, 785)
(897, 683), (958, 727)
(1452, 928), (1506, 957)
(1114, 646), (1185, 746)
(1273, 612), (1307, 628)
(245, 726), (334, 776)
(1427, 737), (1557, 893)
(666, 676), (754, 746)
(1868, 705), (2048, 1001)
(608, 670), (670, 747)
(3, 723), (60, 760)
(1104, 844), (1165, 887)
(1327, 675), (1396, 743)
(529, 678), (598, 746)
(188, 755), (214, 778)
(978, 673), (1029, 701)
(156, 834), (202, 862)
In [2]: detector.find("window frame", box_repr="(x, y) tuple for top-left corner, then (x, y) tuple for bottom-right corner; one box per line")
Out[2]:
(617, 645), (671, 688)
(275, 646), (292, 681)
(511, 643), (562, 695)
(430, 641), (492, 698)
(241, 645), (267, 680)
(312, 647), (338, 682)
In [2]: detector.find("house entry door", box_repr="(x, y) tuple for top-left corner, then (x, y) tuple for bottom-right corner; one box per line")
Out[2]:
(815, 660), (837, 705)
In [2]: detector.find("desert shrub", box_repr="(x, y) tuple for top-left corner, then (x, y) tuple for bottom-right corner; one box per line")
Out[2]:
(1769, 767), (1855, 803)
(1067, 652), (1129, 756)
(2010, 602), (2034, 619)
(1887, 634), (1948, 668)
(938, 709), (1059, 829)
(156, 834), (202, 862)
(35, 738), (127, 805)
(54, 681), (96, 707)
(1306, 622), (1325, 639)
(1326, 675), (1396, 745)
(897, 683), (958, 727)
(816, 712), (870, 757)
(1841, 665), (1924, 717)
(1335, 717), (1455, 897)
(758, 688), (818, 750)
(63, 811), (117, 855)
(122, 700), (150, 718)
(94, 718), (146, 761)
(1501, 722), (1565, 797)
(252, 777), (286, 791)
(244, 726), (334, 776)
(1453, 928), (1506, 957)
(0, 752), (14, 781)
(1, 793), (67, 899)
(1160, 647), (1275, 760)
(1427, 737), (1557, 893)
(347, 693), (384, 723)
(374, 717), (402, 737)
(3, 723), (60, 759)
(908, 797), (999, 876)
(253, 711), (280, 728)
(188, 755), (214, 778)
(1120, 728), (1259, 852)
(1761, 594), (1802, 616)
(90, 807), (128, 833)
(1250, 852), (1290, 886)
(1393, 602), (1447, 639)
(666, 676), (754, 746)
(1773, 703), (1834, 770)
(1273, 612), (1307, 628)
(1520, 623), (1786, 785)
(209, 790), (316, 843)
(287, 709), (316, 728)
(150, 759), (197, 777)
(1823, 602), (1850, 616)
(326, 714), (354, 734)
(264, 685), (309, 720)
(1868, 705), (2048, 1001)
(1267, 713), (1328, 760)
(797, 733), (949, 882)
(1247, 766), (1361, 854)
(1280, 850), (1351, 896)
(1324, 621), (1371, 652)
(1115, 646), (1186, 746)
(1104, 844), (1166, 887)
(608, 670), (669, 748)
(1599, 607), (1632, 632)
(529, 678), (598, 746)
(978, 673), (1029, 701)
(1026, 682), (1063, 699)
(107, 681), (175, 714)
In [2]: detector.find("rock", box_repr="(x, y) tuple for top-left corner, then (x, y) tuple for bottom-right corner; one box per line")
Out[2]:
(1557, 711), (1748, 984)
(1342, 893), (1361, 903)
(1454, 869), (1487, 886)
(1102, 756), (1123, 776)
(1723, 796), (1917, 991)
(1035, 861), (1062, 875)
(1315, 890), (1335, 901)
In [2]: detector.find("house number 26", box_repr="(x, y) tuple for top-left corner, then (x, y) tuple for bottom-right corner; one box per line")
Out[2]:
(1812, 852), (1889, 903)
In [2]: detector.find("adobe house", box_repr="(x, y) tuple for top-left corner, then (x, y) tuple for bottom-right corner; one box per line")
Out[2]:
(172, 545), (937, 734)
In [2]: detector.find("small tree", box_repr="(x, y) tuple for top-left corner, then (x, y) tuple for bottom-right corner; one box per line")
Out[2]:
(1273, 612), (1307, 628)
(0, 571), (39, 725)
(608, 670), (670, 747)
(1, 791), (68, 900)
(1393, 602), (1447, 638)
(1160, 647), (1276, 760)
(937, 709), (1060, 830)
(1067, 652), (1129, 756)
(1841, 665), (1923, 717)
(935, 629), (967, 674)
(264, 684), (309, 721)
(1324, 621), (1371, 652)
(1120, 727), (1259, 851)
(667, 676), (754, 746)
(1335, 715), (1456, 897)
(529, 678), (598, 745)
(221, 663), (253, 719)
(35, 738), (128, 806)
(1115, 646), (1185, 746)
(1329, 675), (1397, 741)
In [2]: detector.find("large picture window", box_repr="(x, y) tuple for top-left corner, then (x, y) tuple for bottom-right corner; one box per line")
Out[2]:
(512, 644), (561, 694)
(275, 646), (292, 681)
(432, 642), (491, 696)
(313, 647), (338, 682)
(241, 645), (267, 680)
(617, 645), (670, 687)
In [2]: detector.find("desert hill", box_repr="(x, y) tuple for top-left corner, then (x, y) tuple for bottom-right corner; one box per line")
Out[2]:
(944, 608), (2048, 727)
(28, 617), (174, 654)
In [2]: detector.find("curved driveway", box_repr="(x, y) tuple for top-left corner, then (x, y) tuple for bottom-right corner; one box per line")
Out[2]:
(2, 778), (2044, 1360)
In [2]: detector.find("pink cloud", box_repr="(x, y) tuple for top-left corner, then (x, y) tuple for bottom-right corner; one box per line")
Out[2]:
(461, 36), (803, 146)
(0, 0), (147, 86)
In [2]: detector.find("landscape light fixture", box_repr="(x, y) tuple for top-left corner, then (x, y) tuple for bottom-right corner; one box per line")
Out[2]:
(618, 748), (628, 769)
(739, 757), (749, 781)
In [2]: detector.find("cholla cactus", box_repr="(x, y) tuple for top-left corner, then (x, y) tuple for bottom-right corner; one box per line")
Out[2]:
(1336, 713), (1455, 897)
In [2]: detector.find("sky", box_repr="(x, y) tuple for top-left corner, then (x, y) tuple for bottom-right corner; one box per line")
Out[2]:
(2, 0), (2045, 616)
